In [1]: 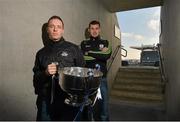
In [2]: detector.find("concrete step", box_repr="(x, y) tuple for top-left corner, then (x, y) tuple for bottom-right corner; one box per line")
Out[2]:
(109, 96), (165, 111)
(110, 66), (165, 107)
(119, 66), (160, 73)
(117, 71), (161, 79)
(114, 77), (163, 86)
(112, 83), (163, 93)
(111, 89), (164, 102)
(118, 66), (161, 78)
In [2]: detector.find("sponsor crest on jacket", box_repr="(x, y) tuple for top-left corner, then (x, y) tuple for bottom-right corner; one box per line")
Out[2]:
(61, 51), (68, 57)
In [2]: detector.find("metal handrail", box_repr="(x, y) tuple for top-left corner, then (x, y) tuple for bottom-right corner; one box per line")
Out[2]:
(157, 43), (167, 84)
(107, 45), (127, 72)
(121, 46), (127, 57)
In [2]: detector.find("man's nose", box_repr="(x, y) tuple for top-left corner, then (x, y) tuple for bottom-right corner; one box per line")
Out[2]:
(53, 26), (58, 31)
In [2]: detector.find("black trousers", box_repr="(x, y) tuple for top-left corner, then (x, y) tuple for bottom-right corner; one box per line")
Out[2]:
(36, 96), (91, 121)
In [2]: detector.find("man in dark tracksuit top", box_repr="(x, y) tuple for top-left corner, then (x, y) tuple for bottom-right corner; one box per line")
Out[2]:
(81, 20), (112, 121)
(33, 16), (85, 120)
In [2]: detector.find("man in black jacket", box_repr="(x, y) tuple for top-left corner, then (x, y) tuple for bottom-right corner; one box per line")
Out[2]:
(81, 20), (112, 121)
(33, 16), (85, 120)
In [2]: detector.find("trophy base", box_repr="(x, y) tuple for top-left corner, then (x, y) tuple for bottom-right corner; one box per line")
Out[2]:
(64, 94), (92, 107)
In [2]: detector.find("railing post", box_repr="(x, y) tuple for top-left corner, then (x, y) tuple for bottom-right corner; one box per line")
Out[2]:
(157, 43), (167, 93)
(107, 45), (127, 72)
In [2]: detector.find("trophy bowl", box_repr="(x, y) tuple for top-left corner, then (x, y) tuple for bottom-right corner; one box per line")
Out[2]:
(58, 67), (103, 106)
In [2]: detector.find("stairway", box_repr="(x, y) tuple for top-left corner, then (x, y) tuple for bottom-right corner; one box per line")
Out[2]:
(110, 66), (165, 108)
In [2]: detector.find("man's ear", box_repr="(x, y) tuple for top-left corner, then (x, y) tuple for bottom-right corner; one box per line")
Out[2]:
(46, 27), (49, 34)
(62, 29), (65, 34)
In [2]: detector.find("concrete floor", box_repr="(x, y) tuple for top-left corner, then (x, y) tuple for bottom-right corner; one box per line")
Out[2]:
(109, 100), (167, 121)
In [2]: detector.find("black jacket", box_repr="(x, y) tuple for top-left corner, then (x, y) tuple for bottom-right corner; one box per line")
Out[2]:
(33, 37), (85, 99)
(81, 36), (111, 77)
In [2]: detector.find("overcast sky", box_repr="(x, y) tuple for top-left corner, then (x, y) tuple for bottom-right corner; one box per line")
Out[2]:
(116, 6), (160, 59)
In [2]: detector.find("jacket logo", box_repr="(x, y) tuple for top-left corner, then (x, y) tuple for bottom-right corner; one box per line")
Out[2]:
(99, 44), (104, 49)
(85, 45), (91, 48)
(61, 51), (68, 57)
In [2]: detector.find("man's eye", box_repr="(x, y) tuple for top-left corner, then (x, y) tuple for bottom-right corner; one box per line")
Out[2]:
(57, 25), (62, 29)
(49, 25), (54, 28)
(48, 25), (62, 29)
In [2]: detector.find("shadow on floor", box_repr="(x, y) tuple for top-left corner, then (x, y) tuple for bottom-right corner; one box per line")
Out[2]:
(109, 101), (167, 121)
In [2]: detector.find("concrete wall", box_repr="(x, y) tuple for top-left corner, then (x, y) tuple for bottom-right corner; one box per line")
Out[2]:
(106, 14), (121, 90)
(160, 0), (180, 120)
(0, 0), (121, 120)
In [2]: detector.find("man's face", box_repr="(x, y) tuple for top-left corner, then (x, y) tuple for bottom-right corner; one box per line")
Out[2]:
(47, 19), (64, 41)
(89, 24), (100, 38)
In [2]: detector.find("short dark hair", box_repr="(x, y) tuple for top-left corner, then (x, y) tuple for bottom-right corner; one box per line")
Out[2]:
(89, 20), (100, 28)
(48, 15), (64, 27)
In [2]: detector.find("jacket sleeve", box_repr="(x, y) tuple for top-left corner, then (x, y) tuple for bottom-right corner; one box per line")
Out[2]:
(32, 52), (51, 95)
(77, 48), (85, 67)
(74, 45), (85, 67)
(88, 40), (112, 61)
(80, 41), (86, 55)
(80, 40), (90, 55)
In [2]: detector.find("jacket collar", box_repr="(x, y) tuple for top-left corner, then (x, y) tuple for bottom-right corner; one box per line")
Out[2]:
(90, 36), (100, 41)
(49, 37), (65, 48)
